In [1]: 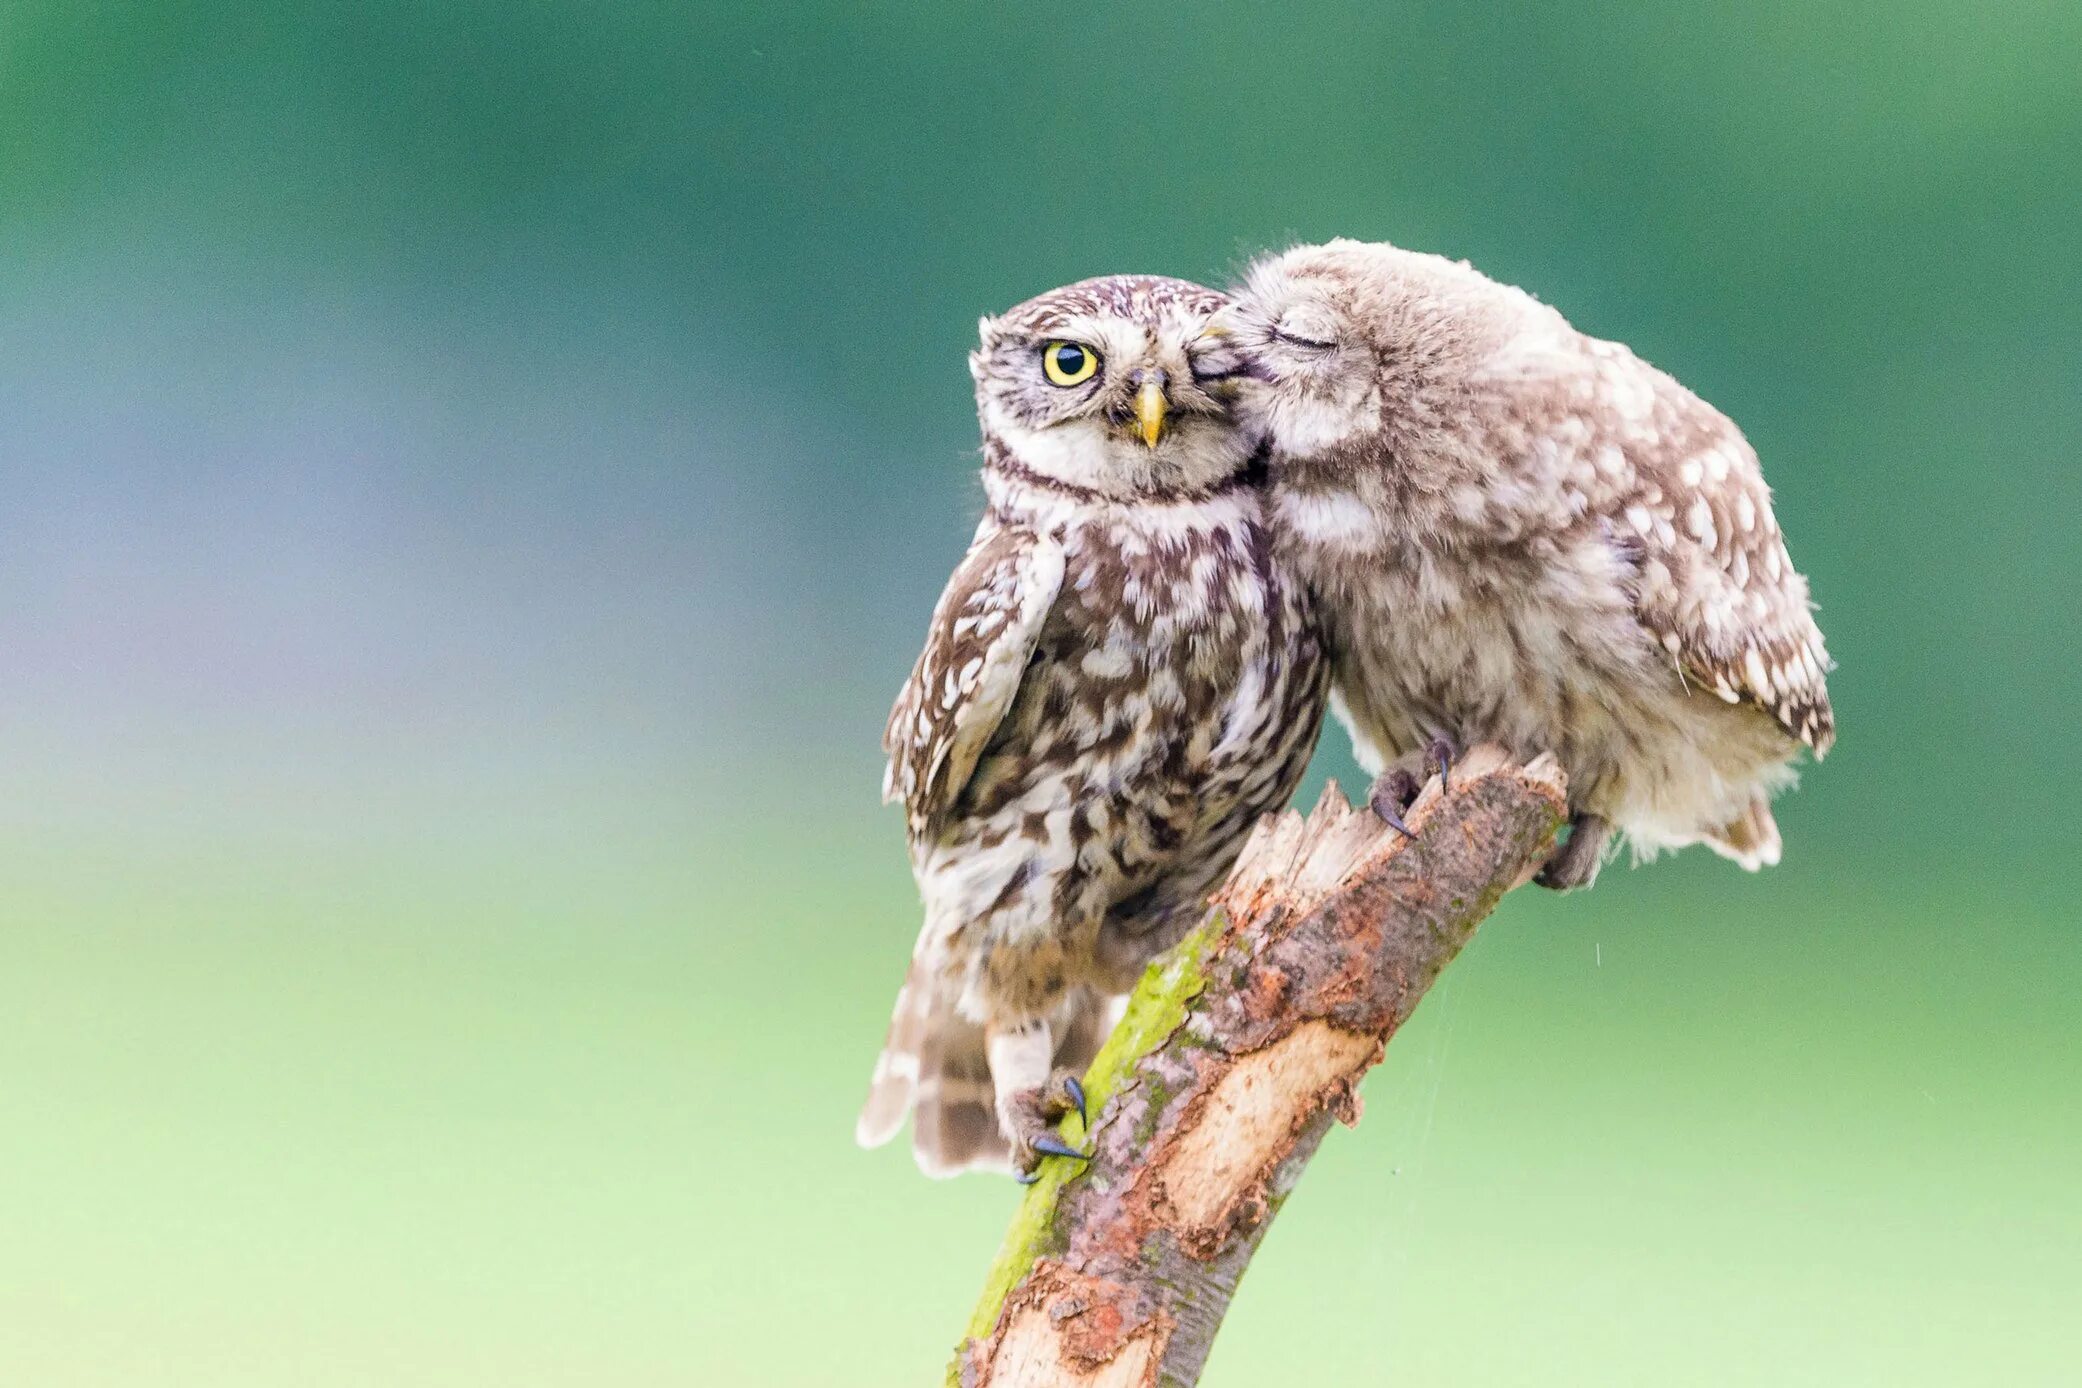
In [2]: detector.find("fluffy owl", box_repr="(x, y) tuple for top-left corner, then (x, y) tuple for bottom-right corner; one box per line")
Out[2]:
(858, 276), (1327, 1178)
(1215, 240), (1833, 889)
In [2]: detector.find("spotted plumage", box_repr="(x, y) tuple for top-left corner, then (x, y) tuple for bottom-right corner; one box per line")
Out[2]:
(860, 276), (1327, 1176)
(1220, 240), (1833, 887)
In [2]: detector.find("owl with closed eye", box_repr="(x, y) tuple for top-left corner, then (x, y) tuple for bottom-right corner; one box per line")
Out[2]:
(857, 275), (1327, 1179)
(1216, 239), (1834, 890)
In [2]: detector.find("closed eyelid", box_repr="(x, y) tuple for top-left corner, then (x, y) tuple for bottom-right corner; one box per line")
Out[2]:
(1272, 327), (1336, 350)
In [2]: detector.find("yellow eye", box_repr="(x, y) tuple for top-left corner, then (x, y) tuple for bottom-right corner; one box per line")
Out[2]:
(1041, 341), (1100, 387)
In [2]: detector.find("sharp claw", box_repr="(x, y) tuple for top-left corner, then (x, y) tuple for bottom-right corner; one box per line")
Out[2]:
(1368, 767), (1421, 836)
(1031, 1134), (1089, 1163)
(1064, 1076), (1087, 1128)
(1015, 1168), (1041, 1185)
(1426, 737), (1455, 794)
(1371, 800), (1416, 839)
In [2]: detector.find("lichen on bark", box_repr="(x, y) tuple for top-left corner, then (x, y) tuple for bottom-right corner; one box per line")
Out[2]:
(957, 912), (1228, 1356)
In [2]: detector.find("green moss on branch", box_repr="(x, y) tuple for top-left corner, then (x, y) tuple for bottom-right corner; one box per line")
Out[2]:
(954, 912), (1226, 1357)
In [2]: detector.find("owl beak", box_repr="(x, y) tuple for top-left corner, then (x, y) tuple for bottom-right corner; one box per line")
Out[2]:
(1134, 376), (1169, 449)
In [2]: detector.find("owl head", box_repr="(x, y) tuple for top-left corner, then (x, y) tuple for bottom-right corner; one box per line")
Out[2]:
(1216, 239), (1530, 461)
(972, 275), (1254, 499)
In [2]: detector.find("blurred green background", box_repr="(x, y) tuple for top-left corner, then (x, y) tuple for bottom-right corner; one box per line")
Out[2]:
(3, 2), (2077, 1383)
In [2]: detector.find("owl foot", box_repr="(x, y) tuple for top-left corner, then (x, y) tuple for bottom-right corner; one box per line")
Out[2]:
(1369, 736), (1460, 836)
(1008, 1070), (1091, 1183)
(1536, 812), (1612, 892)
(1367, 767), (1421, 839)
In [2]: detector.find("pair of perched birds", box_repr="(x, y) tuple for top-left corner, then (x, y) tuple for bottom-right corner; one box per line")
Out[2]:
(857, 240), (1836, 1180)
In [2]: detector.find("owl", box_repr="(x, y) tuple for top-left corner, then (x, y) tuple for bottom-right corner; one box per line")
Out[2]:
(1214, 240), (1833, 889)
(857, 276), (1327, 1178)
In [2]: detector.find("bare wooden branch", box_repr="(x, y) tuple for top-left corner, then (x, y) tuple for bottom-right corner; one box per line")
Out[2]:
(951, 746), (1568, 1388)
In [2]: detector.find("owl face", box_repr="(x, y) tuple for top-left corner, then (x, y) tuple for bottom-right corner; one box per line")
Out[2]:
(1213, 242), (1391, 459)
(972, 276), (1252, 498)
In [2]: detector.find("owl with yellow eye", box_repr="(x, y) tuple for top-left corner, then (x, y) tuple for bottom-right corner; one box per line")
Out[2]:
(858, 276), (1328, 1179)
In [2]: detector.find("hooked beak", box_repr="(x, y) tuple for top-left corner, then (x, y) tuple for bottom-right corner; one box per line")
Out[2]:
(1134, 375), (1168, 449)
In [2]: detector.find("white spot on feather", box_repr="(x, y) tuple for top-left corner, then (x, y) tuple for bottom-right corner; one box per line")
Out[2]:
(1082, 645), (1132, 679)
(1279, 489), (1378, 549)
(1687, 497), (1716, 548)
(1743, 648), (1771, 696)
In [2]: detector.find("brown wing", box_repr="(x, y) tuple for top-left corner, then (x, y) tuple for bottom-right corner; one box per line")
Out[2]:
(882, 521), (1065, 826)
(1579, 341), (1835, 755)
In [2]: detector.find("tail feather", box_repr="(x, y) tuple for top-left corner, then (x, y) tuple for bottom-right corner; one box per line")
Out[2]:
(855, 962), (931, 1150)
(857, 966), (1121, 1179)
(910, 1025), (1007, 1177)
(1703, 794), (1783, 871)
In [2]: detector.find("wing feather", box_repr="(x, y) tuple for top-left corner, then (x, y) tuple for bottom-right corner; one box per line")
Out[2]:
(882, 522), (1065, 825)
(1578, 345), (1836, 755)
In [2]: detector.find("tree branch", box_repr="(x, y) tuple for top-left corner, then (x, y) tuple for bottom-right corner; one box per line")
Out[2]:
(951, 745), (1568, 1387)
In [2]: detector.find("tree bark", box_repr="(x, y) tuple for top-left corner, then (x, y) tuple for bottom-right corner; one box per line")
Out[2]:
(951, 746), (1568, 1388)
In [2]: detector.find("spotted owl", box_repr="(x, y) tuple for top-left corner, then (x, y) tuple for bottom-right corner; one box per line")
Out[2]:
(1214, 239), (1833, 889)
(857, 276), (1327, 1178)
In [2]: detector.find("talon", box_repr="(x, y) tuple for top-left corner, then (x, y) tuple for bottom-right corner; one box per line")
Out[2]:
(1424, 735), (1457, 794)
(1015, 1168), (1042, 1185)
(1367, 768), (1420, 837)
(1031, 1134), (1089, 1163)
(1063, 1076), (1087, 1128)
(1370, 795), (1416, 840)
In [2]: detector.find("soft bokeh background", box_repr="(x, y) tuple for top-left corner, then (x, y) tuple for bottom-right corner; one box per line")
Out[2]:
(4, 3), (2078, 1383)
